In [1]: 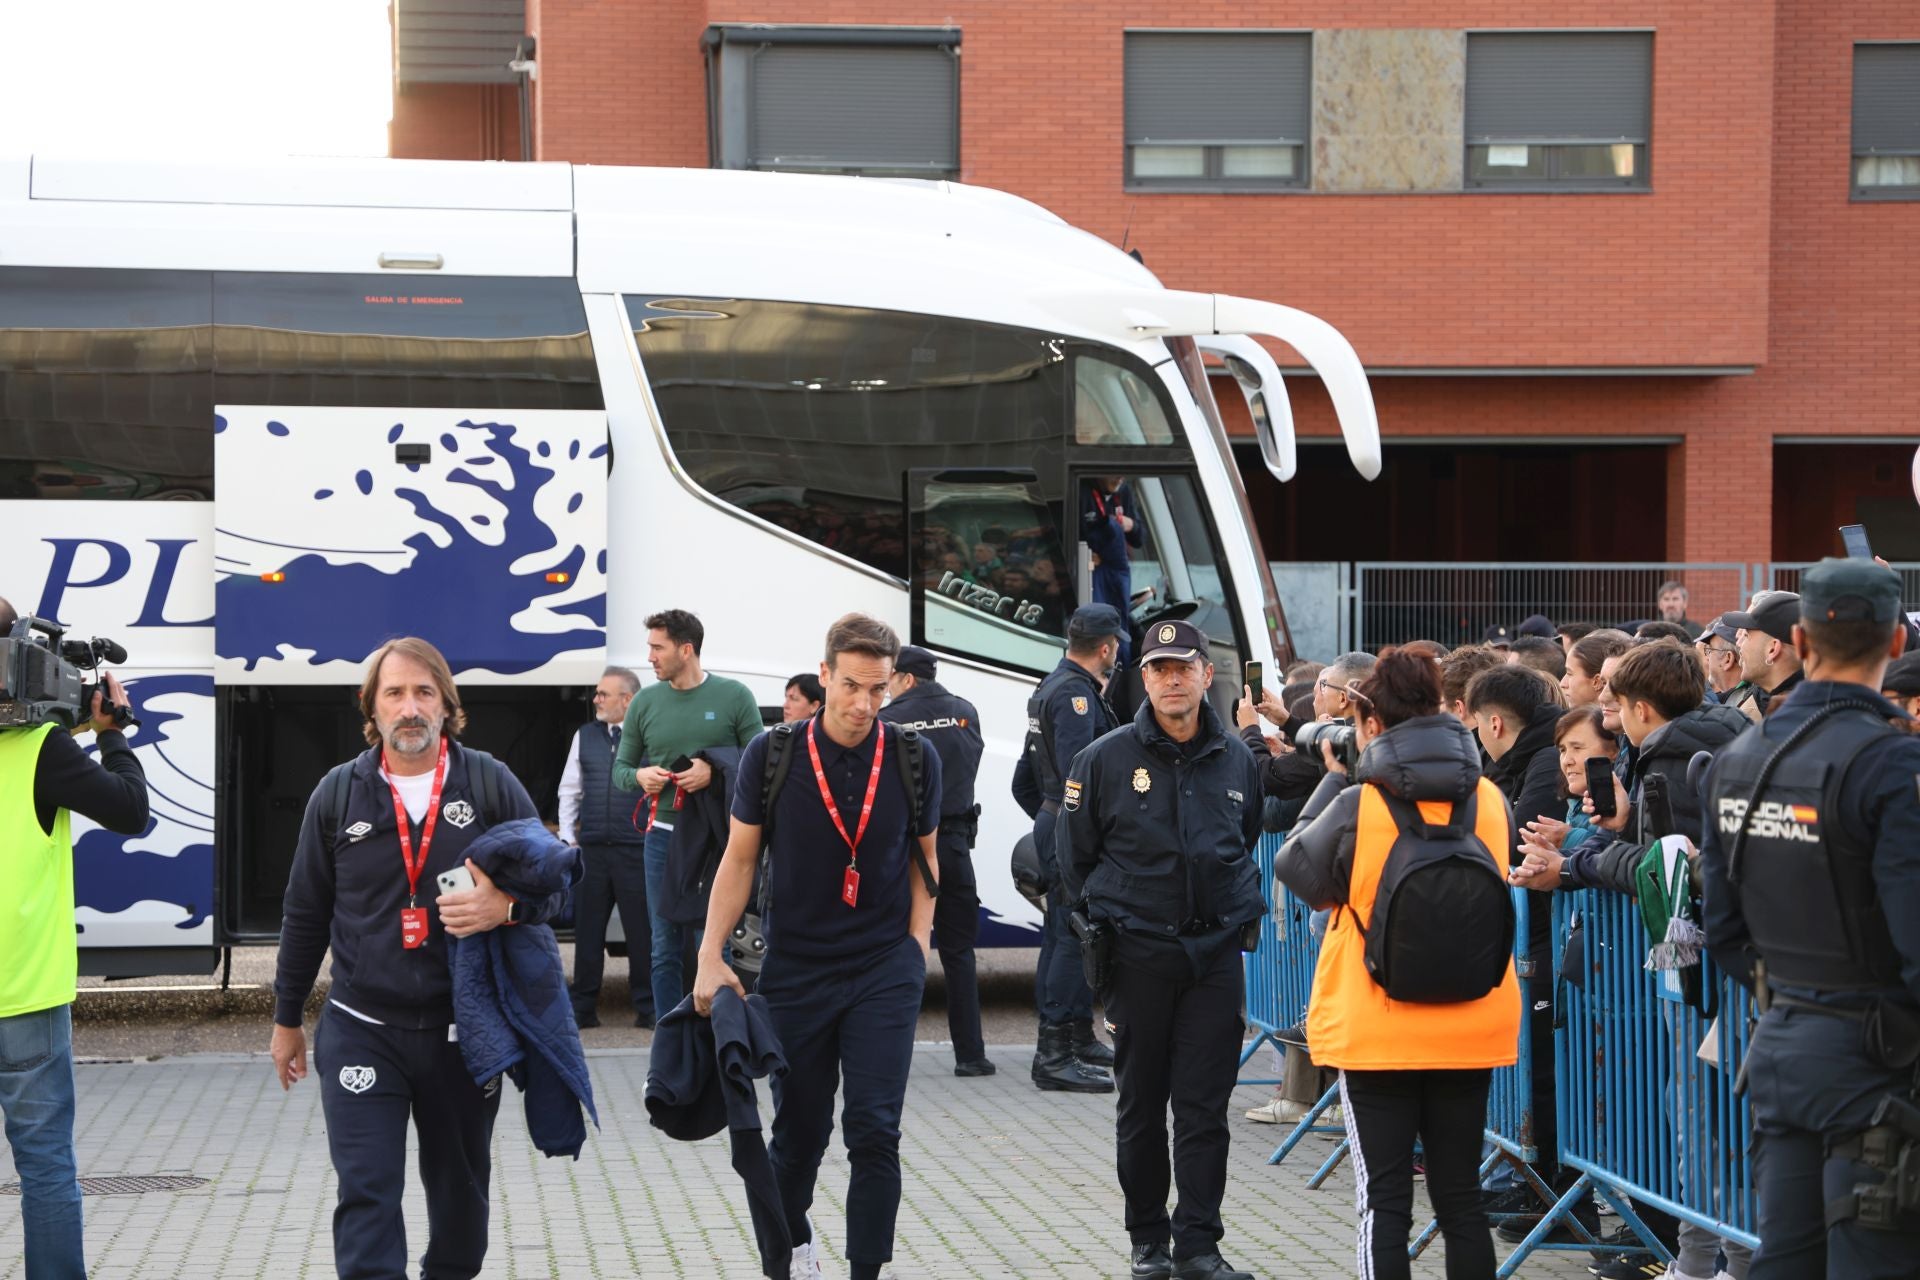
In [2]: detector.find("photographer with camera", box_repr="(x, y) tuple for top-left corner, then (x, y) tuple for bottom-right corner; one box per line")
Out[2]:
(0, 597), (148, 1279)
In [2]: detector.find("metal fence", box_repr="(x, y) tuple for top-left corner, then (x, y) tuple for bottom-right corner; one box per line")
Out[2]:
(1506, 891), (1759, 1278)
(1768, 560), (1920, 601)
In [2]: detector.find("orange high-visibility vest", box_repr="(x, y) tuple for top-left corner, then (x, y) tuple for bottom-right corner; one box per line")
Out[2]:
(1306, 778), (1522, 1071)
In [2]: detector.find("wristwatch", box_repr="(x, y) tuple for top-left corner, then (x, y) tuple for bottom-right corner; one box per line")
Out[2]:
(1558, 865), (1574, 891)
(504, 897), (521, 926)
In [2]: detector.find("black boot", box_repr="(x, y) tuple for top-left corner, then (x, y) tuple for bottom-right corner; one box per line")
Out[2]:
(1171, 1251), (1253, 1280)
(1070, 1016), (1115, 1068)
(1129, 1242), (1173, 1279)
(1031, 1022), (1114, 1093)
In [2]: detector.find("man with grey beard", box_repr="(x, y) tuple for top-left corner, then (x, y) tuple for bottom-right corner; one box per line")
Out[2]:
(270, 637), (565, 1280)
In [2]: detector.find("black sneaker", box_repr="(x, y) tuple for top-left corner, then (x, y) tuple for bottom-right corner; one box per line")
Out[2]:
(1171, 1252), (1253, 1280)
(1585, 1223), (1671, 1273)
(572, 1008), (601, 1029)
(954, 1058), (997, 1078)
(1479, 1184), (1542, 1217)
(1129, 1242), (1172, 1279)
(1497, 1204), (1600, 1245)
(633, 1013), (655, 1030)
(1591, 1257), (1666, 1279)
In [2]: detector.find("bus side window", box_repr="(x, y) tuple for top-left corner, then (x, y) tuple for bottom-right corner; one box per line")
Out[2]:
(0, 266), (214, 500)
(212, 274), (602, 412)
(627, 297), (1068, 582)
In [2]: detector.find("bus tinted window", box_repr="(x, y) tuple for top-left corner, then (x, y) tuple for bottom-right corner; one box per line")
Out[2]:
(0, 267), (214, 500)
(627, 297), (1069, 580)
(214, 274), (602, 411)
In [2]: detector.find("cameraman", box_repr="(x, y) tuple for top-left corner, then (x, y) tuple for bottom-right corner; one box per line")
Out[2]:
(0, 596), (148, 1280)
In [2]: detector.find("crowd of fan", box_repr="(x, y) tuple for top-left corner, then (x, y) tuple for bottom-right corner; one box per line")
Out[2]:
(1233, 579), (1920, 1280)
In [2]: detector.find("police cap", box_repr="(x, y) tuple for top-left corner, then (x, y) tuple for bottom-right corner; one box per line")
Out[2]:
(1724, 591), (1801, 643)
(1516, 614), (1557, 640)
(1067, 603), (1125, 641)
(1881, 651), (1920, 697)
(1138, 618), (1209, 666)
(1482, 624), (1512, 648)
(1800, 557), (1903, 625)
(895, 645), (938, 680)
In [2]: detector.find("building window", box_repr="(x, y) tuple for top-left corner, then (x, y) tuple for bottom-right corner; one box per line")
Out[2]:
(1854, 43), (1920, 199)
(1465, 32), (1652, 189)
(705, 26), (959, 178)
(1124, 32), (1311, 190)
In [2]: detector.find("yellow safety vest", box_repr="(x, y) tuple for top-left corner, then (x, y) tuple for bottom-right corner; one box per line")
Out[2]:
(0, 724), (76, 1018)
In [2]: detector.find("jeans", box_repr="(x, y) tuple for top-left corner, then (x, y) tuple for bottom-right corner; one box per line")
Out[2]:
(642, 824), (684, 1017)
(0, 1004), (85, 1280)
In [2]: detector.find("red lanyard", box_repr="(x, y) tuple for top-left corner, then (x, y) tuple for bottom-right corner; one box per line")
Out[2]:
(806, 718), (886, 867)
(383, 738), (448, 907)
(1090, 487), (1109, 518)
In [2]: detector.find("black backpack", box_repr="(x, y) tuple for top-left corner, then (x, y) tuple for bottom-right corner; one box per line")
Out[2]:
(1353, 788), (1514, 1004)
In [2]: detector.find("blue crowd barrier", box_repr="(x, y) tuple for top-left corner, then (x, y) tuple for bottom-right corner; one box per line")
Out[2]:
(1502, 890), (1757, 1279)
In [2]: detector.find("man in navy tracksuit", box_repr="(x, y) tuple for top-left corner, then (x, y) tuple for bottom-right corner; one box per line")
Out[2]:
(271, 638), (567, 1280)
(695, 613), (941, 1280)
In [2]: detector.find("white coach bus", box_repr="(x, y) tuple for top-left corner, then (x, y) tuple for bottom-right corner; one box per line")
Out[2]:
(0, 156), (1379, 975)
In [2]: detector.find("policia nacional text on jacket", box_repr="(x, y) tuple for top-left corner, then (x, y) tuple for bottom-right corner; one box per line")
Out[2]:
(1056, 619), (1265, 1279)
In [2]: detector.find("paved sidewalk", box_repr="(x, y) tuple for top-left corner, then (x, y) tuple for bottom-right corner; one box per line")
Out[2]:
(1, 1047), (1594, 1278)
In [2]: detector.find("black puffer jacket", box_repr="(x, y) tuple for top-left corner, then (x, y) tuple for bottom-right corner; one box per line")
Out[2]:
(1565, 703), (1751, 894)
(1275, 715), (1488, 910)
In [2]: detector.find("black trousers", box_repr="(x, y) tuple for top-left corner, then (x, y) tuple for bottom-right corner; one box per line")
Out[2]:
(569, 840), (654, 1020)
(1106, 931), (1244, 1258)
(1339, 1067), (1496, 1280)
(314, 1008), (502, 1280)
(1033, 809), (1094, 1025)
(932, 828), (985, 1063)
(1745, 1004), (1920, 1280)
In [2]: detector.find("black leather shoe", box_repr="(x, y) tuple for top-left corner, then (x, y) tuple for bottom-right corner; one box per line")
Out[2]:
(633, 1013), (655, 1030)
(954, 1058), (997, 1078)
(1129, 1242), (1172, 1279)
(572, 1008), (600, 1029)
(1171, 1251), (1253, 1280)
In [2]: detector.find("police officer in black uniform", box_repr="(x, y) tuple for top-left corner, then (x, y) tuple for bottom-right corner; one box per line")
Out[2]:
(1700, 558), (1920, 1277)
(1012, 603), (1125, 1093)
(879, 644), (993, 1077)
(1058, 619), (1264, 1280)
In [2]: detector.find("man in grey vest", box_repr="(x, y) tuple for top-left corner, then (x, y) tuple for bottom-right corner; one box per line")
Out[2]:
(561, 666), (653, 1028)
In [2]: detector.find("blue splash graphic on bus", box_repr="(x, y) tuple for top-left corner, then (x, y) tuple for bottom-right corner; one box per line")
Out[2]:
(73, 673), (215, 932)
(214, 417), (606, 676)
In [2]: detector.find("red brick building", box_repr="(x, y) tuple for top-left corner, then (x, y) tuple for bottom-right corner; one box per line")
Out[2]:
(390, 1), (1920, 569)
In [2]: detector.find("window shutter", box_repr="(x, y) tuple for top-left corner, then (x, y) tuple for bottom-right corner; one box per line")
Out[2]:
(1466, 32), (1652, 142)
(1125, 33), (1311, 144)
(749, 45), (958, 172)
(394, 0), (525, 85)
(1854, 44), (1920, 153)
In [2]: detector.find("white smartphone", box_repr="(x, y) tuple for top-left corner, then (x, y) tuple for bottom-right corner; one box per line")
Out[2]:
(436, 865), (475, 896)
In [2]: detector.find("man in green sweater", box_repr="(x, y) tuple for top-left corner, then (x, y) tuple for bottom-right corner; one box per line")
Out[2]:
(614, 609), (764, 1015)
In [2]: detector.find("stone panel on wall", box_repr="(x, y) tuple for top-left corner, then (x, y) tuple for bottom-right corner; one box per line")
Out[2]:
(1311, 29), (1463, 192)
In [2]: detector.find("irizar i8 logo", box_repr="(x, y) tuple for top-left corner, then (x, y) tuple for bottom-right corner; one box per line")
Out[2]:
(1717, 797), (1820, 842)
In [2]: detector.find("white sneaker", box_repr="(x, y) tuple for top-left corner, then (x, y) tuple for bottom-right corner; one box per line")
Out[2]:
(1244, 1096), (1307, 1124)
(789, 1217), (829, 1279)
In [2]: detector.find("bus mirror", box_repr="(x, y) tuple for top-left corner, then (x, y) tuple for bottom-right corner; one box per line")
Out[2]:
(1211, 295), (1381, 481)
(1194, 335), (1295, 483)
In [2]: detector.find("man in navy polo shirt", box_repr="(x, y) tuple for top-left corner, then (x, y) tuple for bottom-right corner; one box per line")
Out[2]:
(695, 612), (941, 1280)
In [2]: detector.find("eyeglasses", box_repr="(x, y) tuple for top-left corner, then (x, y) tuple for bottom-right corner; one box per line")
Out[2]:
(1343, 681), (1374, 712)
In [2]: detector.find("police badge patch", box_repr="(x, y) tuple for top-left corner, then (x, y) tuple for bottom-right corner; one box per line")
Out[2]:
(1063, 778), (1083, 812)
(1132, 768), (1151, 794)
(441, 800), (477, 829)
(1072, 696), (1088, 715)
(1158, 623), (1176, 644)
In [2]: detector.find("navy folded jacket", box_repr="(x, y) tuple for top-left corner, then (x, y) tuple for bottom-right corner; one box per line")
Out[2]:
(449, 817), (597, 1158)
(647, 989), (791, 1277)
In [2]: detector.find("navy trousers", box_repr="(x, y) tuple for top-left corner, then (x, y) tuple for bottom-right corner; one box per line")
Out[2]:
(1033, 808), (1095, 1026)
(1745, 1004), (1920, 1280)
(569, 840), (654, 1020)
(315, 1008), (502, 1280)
(932, 829), (985, 1063)
(760, 934), (925, 1268)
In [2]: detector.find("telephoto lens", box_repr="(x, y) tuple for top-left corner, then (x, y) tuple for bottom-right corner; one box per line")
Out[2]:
(1294, 720), (1360, 775)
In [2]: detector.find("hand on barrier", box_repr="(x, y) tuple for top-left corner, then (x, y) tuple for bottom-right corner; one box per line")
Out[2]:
(1511, 832), (1565, 891)
(1523, 815), (1570, 848)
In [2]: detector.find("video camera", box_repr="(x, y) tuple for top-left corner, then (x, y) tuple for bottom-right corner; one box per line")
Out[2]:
(0, 616), (135, 731)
